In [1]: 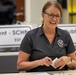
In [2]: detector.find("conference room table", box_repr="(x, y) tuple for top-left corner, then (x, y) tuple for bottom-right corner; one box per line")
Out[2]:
(0, 70), (76, 75)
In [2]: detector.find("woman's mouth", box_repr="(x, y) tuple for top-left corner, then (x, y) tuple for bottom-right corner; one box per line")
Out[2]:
(50, 22), (56, 24)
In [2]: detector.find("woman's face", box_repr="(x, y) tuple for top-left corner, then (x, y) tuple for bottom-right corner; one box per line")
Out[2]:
(42, 6), (61, 29)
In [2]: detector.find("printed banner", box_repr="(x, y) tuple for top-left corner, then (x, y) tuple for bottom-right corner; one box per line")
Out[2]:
(58, 24), (76, 45)
(0, 25), (33, 48)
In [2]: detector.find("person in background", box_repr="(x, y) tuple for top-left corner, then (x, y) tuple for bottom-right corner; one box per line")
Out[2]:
(17, 1), (76, 72)
(0, 0), (16, 25)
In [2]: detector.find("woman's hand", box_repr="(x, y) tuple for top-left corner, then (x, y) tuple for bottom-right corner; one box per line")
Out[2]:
(38, 56), (52, 67)
(54, 56), (70, 69)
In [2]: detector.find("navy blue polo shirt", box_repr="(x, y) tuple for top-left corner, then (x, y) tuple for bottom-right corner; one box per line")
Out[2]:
(20, 26), (75, 72)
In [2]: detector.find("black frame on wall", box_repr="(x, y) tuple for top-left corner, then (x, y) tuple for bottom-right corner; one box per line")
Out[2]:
(57, 0), (67, 9)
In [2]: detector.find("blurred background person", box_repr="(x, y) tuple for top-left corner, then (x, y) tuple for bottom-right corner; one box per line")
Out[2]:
(0, 0), (16, 25)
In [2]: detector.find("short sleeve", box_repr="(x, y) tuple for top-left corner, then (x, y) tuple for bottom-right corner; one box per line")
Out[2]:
(66, 32), (75, 54)
(19, 31), (32, 54)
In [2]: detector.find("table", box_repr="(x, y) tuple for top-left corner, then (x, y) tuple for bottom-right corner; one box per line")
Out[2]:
(0, 70), (76, 75)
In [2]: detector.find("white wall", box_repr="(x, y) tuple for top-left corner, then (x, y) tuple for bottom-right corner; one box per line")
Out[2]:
(25, 0), (50, 27)
(25, 0), (69, 28)
(31, 0), (50, 26)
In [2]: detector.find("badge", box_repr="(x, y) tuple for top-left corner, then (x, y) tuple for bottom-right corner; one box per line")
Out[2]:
(57, 39), (64, 47)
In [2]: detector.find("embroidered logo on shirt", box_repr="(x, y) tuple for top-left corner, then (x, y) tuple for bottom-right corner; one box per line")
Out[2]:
(57, 39), (64, 47)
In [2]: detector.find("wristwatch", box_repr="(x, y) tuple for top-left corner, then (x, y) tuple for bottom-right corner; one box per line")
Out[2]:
(67, 57), (72, 65)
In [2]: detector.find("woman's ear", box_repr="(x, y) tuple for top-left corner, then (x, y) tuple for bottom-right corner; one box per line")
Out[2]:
(42, 12), (44, 18)
(41, 13), (44, 24)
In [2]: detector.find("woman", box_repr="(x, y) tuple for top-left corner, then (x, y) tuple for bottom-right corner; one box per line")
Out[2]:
(17, 1), (76, 72)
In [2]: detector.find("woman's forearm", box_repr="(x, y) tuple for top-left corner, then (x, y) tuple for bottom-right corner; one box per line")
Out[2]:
(17, 60), (40, 71)
(17, 56), (52, 71)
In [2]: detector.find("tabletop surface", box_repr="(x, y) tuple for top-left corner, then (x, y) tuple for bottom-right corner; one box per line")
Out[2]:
(0, 70), (76, 75)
